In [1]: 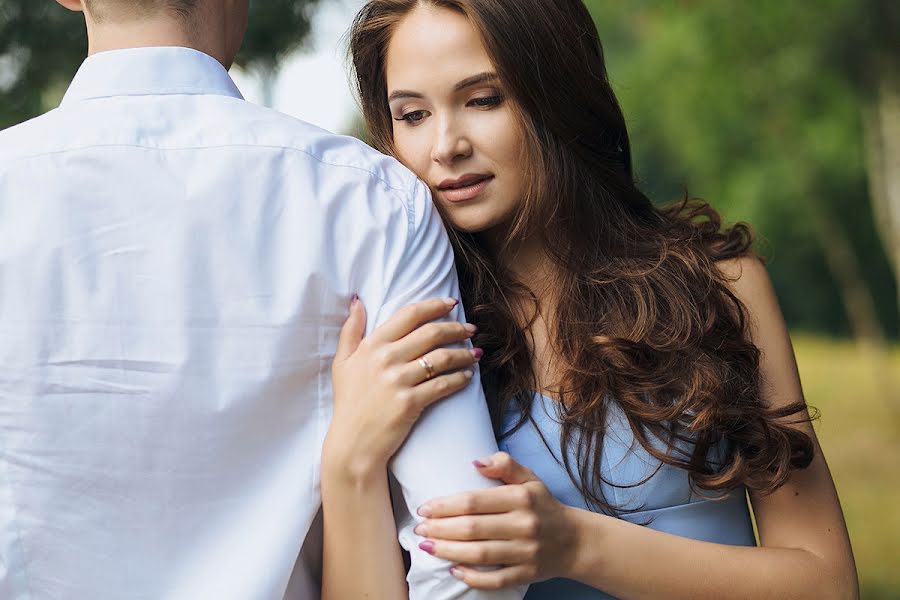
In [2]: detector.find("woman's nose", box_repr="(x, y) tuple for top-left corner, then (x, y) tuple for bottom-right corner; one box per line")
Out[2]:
(431, 118), (473, 165)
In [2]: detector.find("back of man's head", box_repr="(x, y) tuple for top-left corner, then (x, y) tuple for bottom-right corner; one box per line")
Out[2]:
(59, 0), (247, 69)
(83, 0), (198, 23)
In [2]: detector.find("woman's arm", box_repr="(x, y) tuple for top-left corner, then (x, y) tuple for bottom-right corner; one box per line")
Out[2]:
(321, 463), (406, 600)
(320, 297), (481, 600)
(417, 257), (858, 599)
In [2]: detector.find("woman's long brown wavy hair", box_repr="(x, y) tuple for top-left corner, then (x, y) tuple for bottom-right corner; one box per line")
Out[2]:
(350, 0), (815, 514)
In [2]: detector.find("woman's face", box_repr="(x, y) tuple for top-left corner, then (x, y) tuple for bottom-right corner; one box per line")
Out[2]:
(385, 5), (526, 234)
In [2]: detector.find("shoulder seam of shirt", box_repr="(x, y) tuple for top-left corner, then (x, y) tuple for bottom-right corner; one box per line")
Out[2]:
(373, 177), (425, 315)
(402, 176), (420, 257)
(0, 141), (412, 196)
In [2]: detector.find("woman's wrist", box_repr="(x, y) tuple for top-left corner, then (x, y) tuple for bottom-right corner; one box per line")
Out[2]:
(564, 506), (613, 584)
(321, 433), (389, 489)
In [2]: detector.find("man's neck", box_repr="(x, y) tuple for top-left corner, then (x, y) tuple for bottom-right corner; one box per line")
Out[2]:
(86, 12), (233, 68)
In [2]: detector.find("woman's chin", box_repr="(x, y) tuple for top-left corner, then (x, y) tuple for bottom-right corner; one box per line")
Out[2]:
(445, 209), (510, 236)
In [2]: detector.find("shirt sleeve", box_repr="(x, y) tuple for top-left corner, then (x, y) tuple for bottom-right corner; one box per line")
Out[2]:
(372, 179), (527, 600)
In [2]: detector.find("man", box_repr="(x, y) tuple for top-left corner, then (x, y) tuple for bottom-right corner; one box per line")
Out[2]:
(0, 2), (524, 598)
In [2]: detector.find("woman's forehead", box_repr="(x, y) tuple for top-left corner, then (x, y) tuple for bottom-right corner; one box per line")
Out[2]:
(385, 5), (495, 93)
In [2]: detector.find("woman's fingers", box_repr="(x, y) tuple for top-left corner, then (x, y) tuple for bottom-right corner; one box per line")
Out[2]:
(419, 538), (534, 567)
(400, 347), (481, 385)
(395, 320), (477, 362)
(448, 564), (534, 590)
(334, 296), (367, 364)
(369, 298), (459, 344)
(419, 485), (534, 518)
(406, 369), (475, 414)
(473, 452), (540, 485)
(415, 513), (531, 542)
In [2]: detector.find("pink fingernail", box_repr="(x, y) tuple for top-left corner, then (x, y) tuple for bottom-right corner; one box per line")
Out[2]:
(470, 348), (484, 360)
(419, 540), (436, 555)
(444, 298), (459, 307)
(450, 566), (463, 579)
(473, 456), (493, 468)
(351, 294), (359, 306)
(417, 504), (433, 517)
(464, 323), (478, 334)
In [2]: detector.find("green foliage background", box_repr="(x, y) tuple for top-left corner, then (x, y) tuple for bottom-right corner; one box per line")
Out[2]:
(584, 1), (898, 339)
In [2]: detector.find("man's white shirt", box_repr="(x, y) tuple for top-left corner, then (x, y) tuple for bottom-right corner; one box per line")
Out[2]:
(0, 47), (524, 600)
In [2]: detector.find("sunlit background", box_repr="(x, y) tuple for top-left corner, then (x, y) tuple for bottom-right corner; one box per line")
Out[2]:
(1, 1), (898, 597)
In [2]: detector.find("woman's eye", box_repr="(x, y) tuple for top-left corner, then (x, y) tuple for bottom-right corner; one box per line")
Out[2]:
(468, 95), (503, 108)
(394, 110), (428, 125)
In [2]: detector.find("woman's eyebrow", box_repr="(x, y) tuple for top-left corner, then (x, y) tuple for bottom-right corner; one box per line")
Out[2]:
(388, 90), (423, 102)
(387, 72), (499, 102)
(454, 72), (499, 91)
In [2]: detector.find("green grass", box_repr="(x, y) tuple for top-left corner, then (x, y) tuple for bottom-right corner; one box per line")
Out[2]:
(792, 334), (900, 600)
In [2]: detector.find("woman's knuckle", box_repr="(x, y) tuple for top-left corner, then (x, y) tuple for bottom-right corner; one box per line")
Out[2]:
(372, 347), (392, 366)
(395, 389), (414, 409)
(447, 351), (464, 368)
(447, 324), (465, 341)
(461, 518), (478, 539)
(421, 323), (439, 343)
(426, 351), (444, 370)
(383, 368), (402, 386)
(510, 486), (530, 506)
(522, 515), (540, 538)
(434, 349), (453, 368)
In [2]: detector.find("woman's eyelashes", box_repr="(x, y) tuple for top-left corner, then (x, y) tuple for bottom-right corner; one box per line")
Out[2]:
(394, 109), (429, 125)
(468, 94), (504, 109)
(393, 93), (505, 126)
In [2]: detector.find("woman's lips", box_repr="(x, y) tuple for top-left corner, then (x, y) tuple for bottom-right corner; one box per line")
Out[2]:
(438, 176), (495, 203)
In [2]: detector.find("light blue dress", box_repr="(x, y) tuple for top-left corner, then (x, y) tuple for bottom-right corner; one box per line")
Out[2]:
(498, 394), (756, 599)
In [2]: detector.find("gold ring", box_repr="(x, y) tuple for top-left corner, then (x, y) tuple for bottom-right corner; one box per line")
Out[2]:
(418, 356), (436, 380)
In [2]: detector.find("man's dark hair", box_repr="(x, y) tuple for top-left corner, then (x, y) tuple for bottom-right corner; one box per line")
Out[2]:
(84, 0), (199, 22)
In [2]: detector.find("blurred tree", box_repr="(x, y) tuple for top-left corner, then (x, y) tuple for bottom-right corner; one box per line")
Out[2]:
(853, 0), (900, 328)
(238, 0), (322, 106)
(0, 0), (322, 127)
(584, 2), (899, 413)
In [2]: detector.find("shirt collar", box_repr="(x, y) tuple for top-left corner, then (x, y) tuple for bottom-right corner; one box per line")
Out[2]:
(61, 46), (244, 106)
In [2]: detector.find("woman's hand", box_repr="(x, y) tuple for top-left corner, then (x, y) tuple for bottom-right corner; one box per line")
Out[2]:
(414, 451), (583, 590)
(323, 296), (482, 483)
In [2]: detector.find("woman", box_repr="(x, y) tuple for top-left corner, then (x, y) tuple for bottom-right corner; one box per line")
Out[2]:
(321, 0), (859, 598)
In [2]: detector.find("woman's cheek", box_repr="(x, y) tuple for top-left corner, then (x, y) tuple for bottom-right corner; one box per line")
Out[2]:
(394, 130), (430, 175)
(475, 109), (522, 165)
